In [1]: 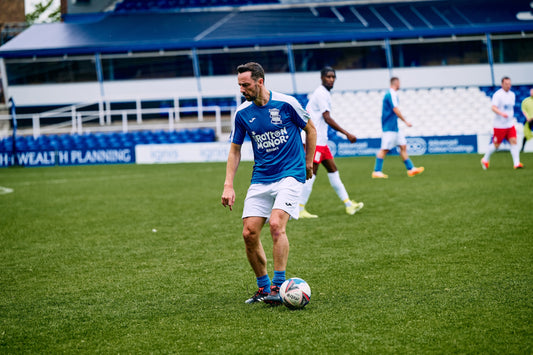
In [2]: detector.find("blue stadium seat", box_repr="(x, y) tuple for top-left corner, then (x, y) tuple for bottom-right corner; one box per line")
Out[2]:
(480, 86), (496, 97)
(293, 94), (309, 108)
(3, 128), (216, 157)
(203, 97), (236, 108)
(0, 137), (13, 152)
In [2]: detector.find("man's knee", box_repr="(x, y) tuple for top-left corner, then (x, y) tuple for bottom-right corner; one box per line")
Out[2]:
(242, 222), (261, 245)
(269, 221), (284, 238)
(377, 149), (389, 158)
(269, 214), (288, 241)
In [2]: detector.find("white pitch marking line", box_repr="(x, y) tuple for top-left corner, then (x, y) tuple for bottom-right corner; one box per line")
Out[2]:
(10, 173), (151, 187)
(0, 186), (14, 195)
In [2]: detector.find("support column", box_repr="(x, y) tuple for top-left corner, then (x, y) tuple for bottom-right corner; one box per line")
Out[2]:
(485, 33), (495, 87)
(384, 38), (393, 78)
(287, 43), (298, 94)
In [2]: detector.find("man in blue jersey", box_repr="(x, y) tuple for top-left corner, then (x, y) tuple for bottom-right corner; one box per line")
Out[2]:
(221, 62), (317, 305)
(372, 77), (424, 178)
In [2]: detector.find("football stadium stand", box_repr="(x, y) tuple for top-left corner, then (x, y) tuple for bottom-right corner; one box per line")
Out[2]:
(0, 0), (532, 166)
(93, 0), (531, 45)
(2, 85), (531, 142)
(316, 85), (531, 139)
(0, 128), (216, 152)
(330, 86), (493, 139)
(1, 0), (531, 56)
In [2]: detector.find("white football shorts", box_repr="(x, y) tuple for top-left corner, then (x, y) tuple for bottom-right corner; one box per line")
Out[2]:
(380, 131), (407, 150)
(242, 176), (303, 220)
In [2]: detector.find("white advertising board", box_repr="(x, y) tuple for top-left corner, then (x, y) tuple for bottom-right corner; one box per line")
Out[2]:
(135, 142), (254, 164)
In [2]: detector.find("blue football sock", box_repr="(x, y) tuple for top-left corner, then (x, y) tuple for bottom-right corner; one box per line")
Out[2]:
(404, 159), (414, 170)
(374, 158), (384, 172)
(257, 274), (271, 292)
(272, 270), (286, 287)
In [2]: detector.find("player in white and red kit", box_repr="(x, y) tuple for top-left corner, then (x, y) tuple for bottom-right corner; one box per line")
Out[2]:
(481, 76), (524, 169)
(298, 66), (364, 218)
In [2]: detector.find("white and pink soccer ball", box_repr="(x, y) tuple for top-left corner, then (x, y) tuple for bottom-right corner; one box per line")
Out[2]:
(280, 277), (311, 309)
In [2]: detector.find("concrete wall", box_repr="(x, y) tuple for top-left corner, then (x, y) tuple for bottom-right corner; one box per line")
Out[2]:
(7, 62), (533, 107)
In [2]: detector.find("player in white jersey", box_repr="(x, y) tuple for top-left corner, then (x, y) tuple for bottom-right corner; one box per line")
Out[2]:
(221, 62), (317, 305)
(298, 66), (364, 218)
(481, 76), (524, 169)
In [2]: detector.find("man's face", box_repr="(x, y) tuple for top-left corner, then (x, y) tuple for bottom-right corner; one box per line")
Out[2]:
(502, 79), (511, 92)
(238, 71), (261, 102)
(321, 71), (336, 90)
(392, 79), (400, 90)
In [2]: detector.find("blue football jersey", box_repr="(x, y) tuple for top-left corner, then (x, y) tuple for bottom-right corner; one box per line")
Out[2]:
(381, 88), (399, 132)
(231, 91), (310, 184)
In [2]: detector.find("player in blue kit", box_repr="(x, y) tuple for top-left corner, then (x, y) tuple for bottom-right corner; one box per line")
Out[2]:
(221, 62), (317, 305)
(372, 77), (424, 178)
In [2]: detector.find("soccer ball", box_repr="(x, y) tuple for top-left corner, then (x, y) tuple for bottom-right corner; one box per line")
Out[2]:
(280, 277), (311, 309)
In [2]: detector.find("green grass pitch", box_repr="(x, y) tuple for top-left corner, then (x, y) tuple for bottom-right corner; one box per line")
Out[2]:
(1, 153), (532, 353)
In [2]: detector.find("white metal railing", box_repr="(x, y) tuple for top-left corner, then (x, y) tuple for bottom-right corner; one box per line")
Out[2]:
(0, 99), (235, 139)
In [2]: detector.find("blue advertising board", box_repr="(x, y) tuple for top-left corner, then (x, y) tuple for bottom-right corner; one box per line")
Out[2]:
(0, 148), (135, 167)
(56, 149), (135, 166)
(328, 135), (478, 157)
(0, 151), (14, 167)
(0, 135), (477, 167)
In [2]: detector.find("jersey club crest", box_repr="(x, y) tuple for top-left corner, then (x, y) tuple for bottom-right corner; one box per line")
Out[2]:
(269, 108), (282, 125)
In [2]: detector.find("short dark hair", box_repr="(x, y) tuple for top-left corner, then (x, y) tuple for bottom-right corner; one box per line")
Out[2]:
(501, 76), (511, 83)
(237, 62), (265, 81)
(321, 66), (335, 77)
(390, 77), (399, 84)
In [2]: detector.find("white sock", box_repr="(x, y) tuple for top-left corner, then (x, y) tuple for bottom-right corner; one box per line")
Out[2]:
(327, 171), (351, 206)
(299, 174), (316, 210)
(510, 144), (520, 166)
(483, 143), (497, 162)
